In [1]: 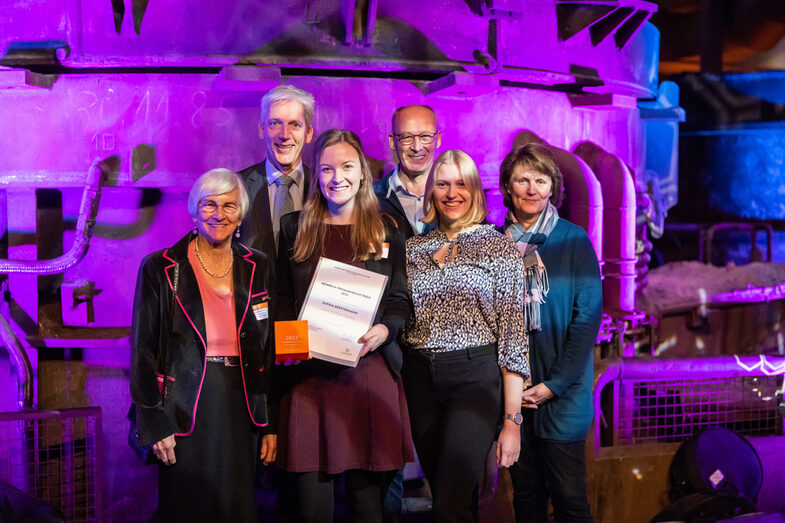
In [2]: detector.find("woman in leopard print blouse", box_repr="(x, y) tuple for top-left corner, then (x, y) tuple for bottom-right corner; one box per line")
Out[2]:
(403, 149), (530, 522)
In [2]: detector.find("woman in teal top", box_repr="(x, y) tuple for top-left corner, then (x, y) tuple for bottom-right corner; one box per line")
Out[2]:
(500, 143), (603, 523)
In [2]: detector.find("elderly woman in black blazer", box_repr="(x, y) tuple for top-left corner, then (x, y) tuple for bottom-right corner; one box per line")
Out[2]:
(130, 168), (275, 523)
(275, 129), (414, 523)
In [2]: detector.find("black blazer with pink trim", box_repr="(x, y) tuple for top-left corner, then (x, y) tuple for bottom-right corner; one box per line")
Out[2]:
(130, 232), (275, 446)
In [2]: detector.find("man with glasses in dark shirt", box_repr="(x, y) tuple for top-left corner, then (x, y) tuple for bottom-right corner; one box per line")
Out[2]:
(374, 104), (440, 523)
(374, 105), (441, 239)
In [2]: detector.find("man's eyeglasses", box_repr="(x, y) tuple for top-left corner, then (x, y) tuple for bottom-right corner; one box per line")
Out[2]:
(393, 132), (438, 146)
(199, 200), (240, 215)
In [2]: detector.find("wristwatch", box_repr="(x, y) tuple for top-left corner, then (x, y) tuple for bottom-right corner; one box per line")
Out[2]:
(504, 412), (523, 425)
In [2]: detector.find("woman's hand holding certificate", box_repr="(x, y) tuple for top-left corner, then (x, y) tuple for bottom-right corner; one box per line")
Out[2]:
(357, 323), (389, 357)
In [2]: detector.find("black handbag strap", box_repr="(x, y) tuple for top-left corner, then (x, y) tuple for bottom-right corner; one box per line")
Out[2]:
(159, 263), (179, 399)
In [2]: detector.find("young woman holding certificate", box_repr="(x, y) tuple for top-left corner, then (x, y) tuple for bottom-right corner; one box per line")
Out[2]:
(275, 129), (414, 523)
(404, 149), (530, 522)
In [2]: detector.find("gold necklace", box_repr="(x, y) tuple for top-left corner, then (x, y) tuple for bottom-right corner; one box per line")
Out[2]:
(193, 238), (233, 278)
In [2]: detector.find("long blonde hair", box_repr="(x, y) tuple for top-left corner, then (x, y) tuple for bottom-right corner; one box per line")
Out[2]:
(292, 129), (386, 262)
(422, 149), (487, 229)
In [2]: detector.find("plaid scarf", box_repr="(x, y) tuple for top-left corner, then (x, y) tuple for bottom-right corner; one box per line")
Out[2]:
(504, 203), (559, 331)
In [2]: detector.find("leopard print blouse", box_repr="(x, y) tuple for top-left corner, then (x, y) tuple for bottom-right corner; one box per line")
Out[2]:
(405, 225), (530, 376)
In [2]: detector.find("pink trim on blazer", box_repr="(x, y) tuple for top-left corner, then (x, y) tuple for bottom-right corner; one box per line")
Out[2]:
(237, 243), (268, 427)
(163, 248), (209, 437)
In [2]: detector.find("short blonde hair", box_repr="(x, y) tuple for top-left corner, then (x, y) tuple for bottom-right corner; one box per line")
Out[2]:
(422, 150), (487, 229)
(187, 168), (250, 221)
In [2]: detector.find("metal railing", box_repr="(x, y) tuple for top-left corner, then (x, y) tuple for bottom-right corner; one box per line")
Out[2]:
(704, 222), (773, 265)
(0, 407), (104, 522)
(594, 355), (785, 449)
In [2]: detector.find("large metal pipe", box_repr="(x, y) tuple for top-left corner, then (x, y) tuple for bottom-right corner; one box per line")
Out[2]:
(511, 131), (604, 260)
(574, 143), (637, 316)
(0, 158), (105, 409)
(551, 147), (604, 261)
(0, 158), (104, 275)
(0, 312), (33, 409)
(593, 356), (621, 450)
(618, 355), (785, 380)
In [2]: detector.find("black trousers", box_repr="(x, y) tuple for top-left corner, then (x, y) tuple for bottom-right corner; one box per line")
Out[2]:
(403, 345), (501, 523)
(279, 469), (396, 523)
(508, 410), (592, 523)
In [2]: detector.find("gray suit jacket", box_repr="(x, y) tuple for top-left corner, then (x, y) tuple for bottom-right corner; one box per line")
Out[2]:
(237, 160), (312, 263)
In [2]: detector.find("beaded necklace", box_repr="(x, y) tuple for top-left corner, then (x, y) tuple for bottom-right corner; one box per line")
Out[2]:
(193, 238), (233, 278)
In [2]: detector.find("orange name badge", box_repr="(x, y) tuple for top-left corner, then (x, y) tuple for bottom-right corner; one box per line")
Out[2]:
(252, 301), (269, 321)
(274, 320), (310, 362)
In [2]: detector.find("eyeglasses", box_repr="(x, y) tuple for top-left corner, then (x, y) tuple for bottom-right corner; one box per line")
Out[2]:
(199, 200), (240, 215)
(393, 132), (438, 146)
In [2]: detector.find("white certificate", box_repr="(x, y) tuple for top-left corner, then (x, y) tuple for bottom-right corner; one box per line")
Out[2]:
(299, 257), (388, 367)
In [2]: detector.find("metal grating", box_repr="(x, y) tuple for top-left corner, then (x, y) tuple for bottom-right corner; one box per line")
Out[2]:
(0, 407), (103, 522)
(617, 375), (783, 444)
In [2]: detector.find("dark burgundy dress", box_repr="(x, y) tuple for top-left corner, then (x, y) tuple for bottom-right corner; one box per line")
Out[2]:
(277, 224), (414, 474)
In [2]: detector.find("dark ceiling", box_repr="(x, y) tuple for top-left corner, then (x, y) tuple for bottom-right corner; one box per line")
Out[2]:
(652, 0), (785, 75)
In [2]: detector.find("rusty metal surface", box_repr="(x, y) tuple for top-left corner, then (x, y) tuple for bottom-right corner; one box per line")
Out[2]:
(0, 1), (658, 97)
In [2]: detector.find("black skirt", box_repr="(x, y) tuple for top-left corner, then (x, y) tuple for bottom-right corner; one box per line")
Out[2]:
(158, 361), (260, 523)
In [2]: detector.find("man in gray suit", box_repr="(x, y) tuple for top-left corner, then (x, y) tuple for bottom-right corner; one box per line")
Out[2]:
(238, 85), (315, 262)
(238, 84), (315, 519)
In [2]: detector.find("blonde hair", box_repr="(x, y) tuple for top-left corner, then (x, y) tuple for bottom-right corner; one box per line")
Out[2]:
(422, 150), (487, 229)
(292, 129), (386, 262)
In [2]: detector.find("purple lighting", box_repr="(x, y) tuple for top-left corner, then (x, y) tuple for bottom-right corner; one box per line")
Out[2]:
(734, 355), (785, 376)
(20, 2), (785, 522)
(711, 284), (785, 306)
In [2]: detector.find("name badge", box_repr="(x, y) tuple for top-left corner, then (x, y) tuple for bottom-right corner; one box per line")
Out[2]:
(253, 302), (269, 321)
(369, 242), (390, 259)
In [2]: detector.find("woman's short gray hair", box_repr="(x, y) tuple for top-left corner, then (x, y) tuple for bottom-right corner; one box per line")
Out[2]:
(187, 168), (250, 221)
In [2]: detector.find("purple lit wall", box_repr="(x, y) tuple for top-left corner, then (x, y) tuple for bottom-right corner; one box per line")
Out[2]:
(1, 75), (658, 327)
(0, 1), (688, 521)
